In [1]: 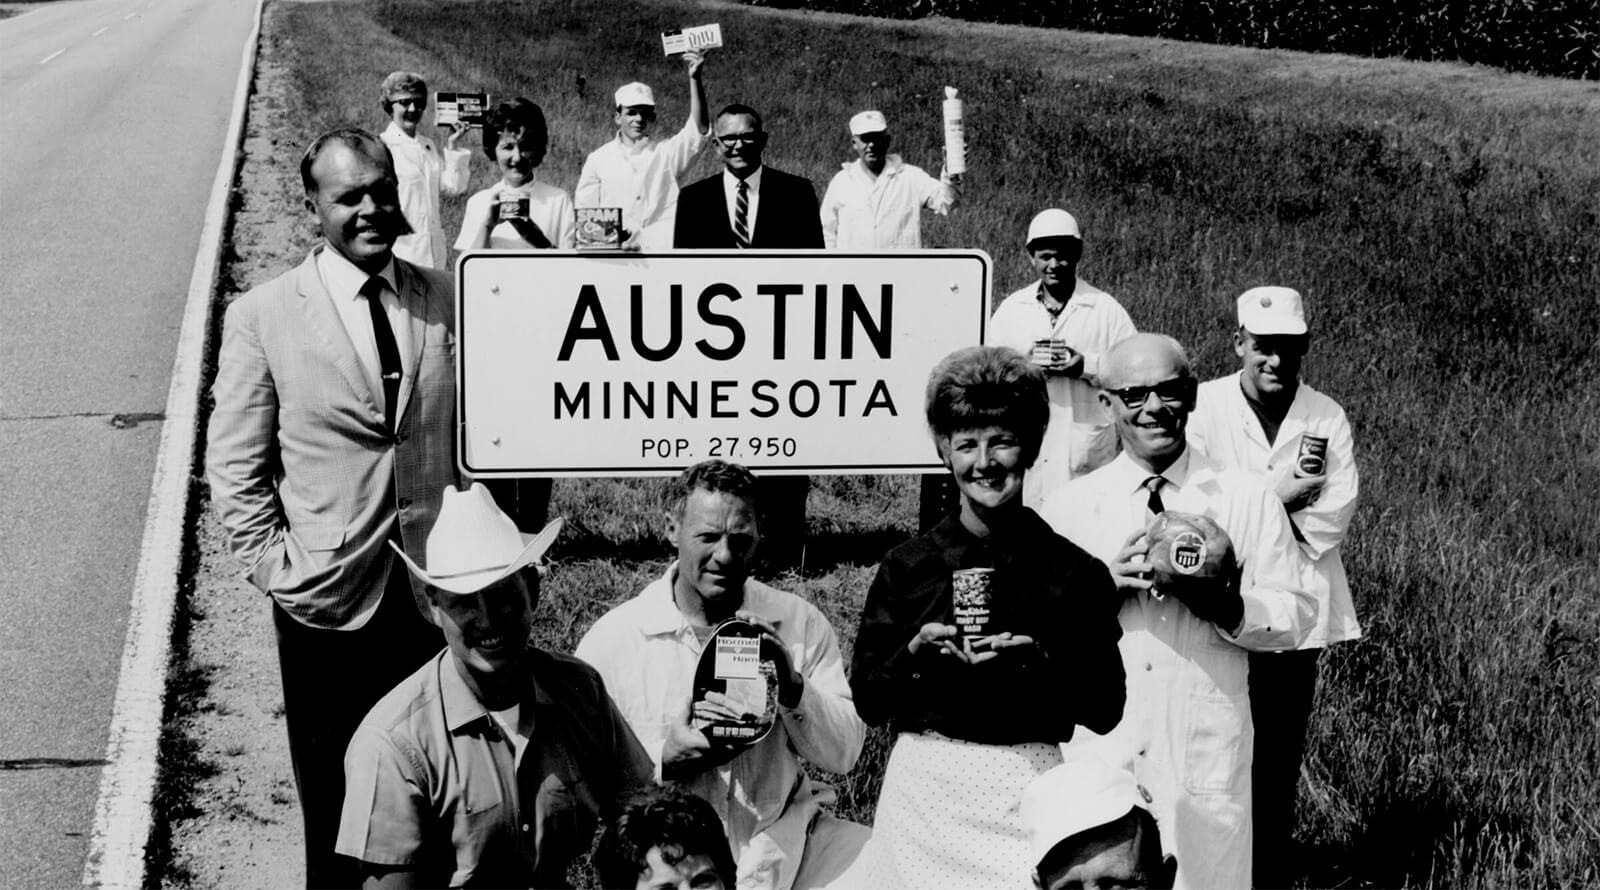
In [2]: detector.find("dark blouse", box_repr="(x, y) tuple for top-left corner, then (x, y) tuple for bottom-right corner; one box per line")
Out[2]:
(849, 508), (1126, 745)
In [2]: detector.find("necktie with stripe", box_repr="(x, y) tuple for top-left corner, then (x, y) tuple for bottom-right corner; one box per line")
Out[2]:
(733, 179), (750, 249)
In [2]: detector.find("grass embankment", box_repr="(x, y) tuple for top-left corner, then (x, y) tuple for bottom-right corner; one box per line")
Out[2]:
(207, 0), (1599, 885)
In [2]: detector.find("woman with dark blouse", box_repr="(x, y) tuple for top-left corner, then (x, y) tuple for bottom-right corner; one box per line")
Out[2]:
(834, 346), (1126, 890)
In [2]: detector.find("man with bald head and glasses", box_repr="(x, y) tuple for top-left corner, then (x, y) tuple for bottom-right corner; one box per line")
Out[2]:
(1038, 333), (1315, 890)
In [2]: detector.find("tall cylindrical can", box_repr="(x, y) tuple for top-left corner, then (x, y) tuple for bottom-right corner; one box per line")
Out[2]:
(942, 86), (966, 175)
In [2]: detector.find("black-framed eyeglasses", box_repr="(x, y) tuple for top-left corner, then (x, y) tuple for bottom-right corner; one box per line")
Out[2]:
(1106, 376), (1197, 409)
(717, 133), (762, 147)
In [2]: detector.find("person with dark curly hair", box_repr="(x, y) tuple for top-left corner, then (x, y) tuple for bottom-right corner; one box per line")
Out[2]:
(454, 97), (575, 251)
(597, 786), (739, 890)
(835, 345), (1126, 890)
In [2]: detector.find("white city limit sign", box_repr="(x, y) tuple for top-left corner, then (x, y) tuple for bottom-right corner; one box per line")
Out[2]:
(458, 250), (991, 477)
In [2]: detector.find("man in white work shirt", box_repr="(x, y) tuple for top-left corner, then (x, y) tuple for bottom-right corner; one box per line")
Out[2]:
(377, 71), (471, 269)
(988, 208), (1137, 507)
(818, 109), (958, 250)
(1186, 286), (1361, 889)
(1039, 333), (1315, 890)
(575, 50), (710, 249)
(577, 460), (868, 890)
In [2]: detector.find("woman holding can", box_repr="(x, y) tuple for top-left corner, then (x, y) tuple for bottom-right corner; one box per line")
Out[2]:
(836, 345), (1127, 890)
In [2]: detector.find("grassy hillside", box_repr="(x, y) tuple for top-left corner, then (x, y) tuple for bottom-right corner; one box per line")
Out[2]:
(241, 0), (1599, 885)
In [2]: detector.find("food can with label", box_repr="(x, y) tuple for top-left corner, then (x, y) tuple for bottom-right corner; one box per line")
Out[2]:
(497, 194), (530, 222)
(1295, 435), (1329, 477)
(951, 567), (994, 643)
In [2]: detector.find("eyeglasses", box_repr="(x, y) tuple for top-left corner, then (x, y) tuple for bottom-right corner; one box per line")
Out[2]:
(717, 133), (761, 147)
(1106, 376), (1197, 409)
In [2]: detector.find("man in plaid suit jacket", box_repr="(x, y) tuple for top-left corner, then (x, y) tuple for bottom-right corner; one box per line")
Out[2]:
(205, 127), (458, 887)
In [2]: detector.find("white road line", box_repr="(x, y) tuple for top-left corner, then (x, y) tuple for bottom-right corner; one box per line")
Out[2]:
(40, 49), (65, 64)
(78, 0), (265, 886)
(93, 26), (109, 36)
(123, 11), (136, 20)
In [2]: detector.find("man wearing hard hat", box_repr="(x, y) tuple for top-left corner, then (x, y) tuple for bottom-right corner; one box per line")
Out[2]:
(988, 208), (1138, 507)
(818, 109), (959, 250)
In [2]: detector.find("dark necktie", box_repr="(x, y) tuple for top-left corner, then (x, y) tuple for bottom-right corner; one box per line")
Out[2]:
(733, 179), (750, 249)
(360, 276), (403, 432)
(1143, 475), (1167, 517)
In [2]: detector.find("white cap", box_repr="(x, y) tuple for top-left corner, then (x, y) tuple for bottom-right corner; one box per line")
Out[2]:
(614, 82), (655, 108)
(849, 110), (888, 136)
(1021, 756), (1151, 867)
(390, 483), (563, 595)
(1236, 286), (1307, 336)
(1026, 208), (1081, 246)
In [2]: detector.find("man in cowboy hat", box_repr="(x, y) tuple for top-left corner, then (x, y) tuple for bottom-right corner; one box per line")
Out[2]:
(337, 483), (655, 888)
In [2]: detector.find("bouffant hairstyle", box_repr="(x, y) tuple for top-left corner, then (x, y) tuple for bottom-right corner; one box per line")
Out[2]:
(924, 345), (1049, 467)
(595, 786), (737, 890)
(481, 98), (548, 163)
(662, 460), (760, 523)
(379, 71), (427, 111)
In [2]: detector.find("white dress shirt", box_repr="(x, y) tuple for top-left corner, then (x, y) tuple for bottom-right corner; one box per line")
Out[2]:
(818, 155), (955, 249)
(987, 278), (1137, 506)
(1040, 449), (1315, 890)
(454, 177), (577, 251)
(381, 122), (471, 269)
(575, 564), (865, 890)
(315, 247), (413, 420)
(575, 117), (708, 249)
(1188, 372), (1362, 647)
(722, 165), (764, 238)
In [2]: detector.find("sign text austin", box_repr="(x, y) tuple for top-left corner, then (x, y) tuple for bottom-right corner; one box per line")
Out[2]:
(458, 251), (990, 477)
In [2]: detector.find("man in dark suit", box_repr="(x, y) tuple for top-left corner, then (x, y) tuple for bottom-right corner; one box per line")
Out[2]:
(673, 103), (824, 249)
(674, 105), (821, 568)
(206, 127), (458, 887)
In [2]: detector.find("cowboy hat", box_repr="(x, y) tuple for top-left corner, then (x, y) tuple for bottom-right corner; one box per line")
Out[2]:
(389, 483), (563, 595)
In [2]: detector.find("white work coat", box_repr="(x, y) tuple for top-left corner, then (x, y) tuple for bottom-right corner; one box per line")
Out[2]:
(1188, 373), (1362, 647)
(1040, 449), (1315, 890)
(381, 122), (470, 269)
(987, 278), (1137, 507)
(575, 119), (708, 249)
(819, 156), (954, 249)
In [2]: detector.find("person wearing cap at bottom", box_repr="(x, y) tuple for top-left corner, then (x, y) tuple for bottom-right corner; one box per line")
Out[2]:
(336, 483), (655, 889)
(575, 51), (711, 249)
(1186, 287), (1361, 889)
(378, 71), (472, 269)
(575, 460), (867, 890)
(1021, 757), (1177, 890)
(818, 109), (959, 251)
(1039, 333), (1315, 890)
(988, 208), (1138, 509)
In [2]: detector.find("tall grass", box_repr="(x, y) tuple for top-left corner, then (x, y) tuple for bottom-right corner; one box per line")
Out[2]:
(257, 0), (1600, 885)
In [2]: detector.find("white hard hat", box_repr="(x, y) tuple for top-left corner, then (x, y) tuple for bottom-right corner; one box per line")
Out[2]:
(1026, 208), (1081, 246)
(1021, 756), (1152, 867)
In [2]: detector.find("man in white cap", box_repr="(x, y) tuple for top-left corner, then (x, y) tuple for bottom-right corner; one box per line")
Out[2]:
(1021, 757), (1176, 890)
(1039, 333), (1315, 890)
(575, 50), (710, 249)
(818, 109), (959, 250)
(988, 208), (1138, 507)
(337, 483), (655, 888)
(378, 71), (472, 269)
(576, 460), (867, 890)
(1186, 286), (1361, 889)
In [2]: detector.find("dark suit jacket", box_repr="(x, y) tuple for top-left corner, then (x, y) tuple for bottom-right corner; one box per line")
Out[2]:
(673, 165), (825, 248)
(206, 245), (460, 629)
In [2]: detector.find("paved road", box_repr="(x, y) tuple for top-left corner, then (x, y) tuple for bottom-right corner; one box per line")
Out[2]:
(0, 0), (258, 883)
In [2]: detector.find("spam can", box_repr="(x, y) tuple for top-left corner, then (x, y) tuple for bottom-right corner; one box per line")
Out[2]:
(496, 194), (530, 222)
(1295, 435), (1329, 477)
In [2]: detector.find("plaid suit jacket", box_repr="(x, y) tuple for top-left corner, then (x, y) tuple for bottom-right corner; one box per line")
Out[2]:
(206, 245), (460, 629)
